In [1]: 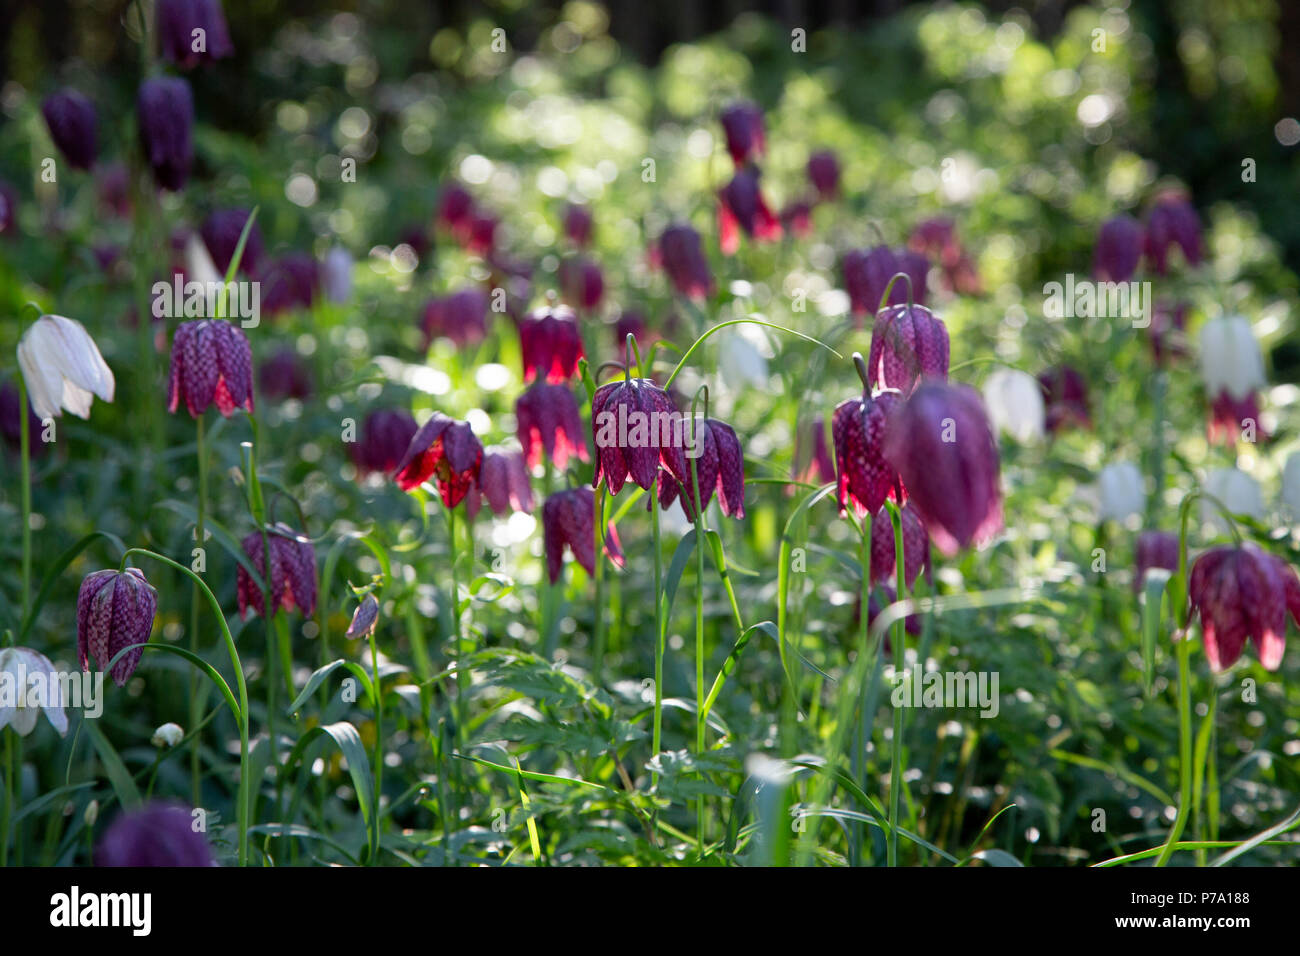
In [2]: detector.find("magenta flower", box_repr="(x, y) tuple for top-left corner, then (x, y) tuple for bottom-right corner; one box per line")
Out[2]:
(908, 218), (980, 295)
(792, 415), (834, 487)
(864, 586), (921, 643)
(97, 801), (215, 867)
(718, 168), (781, 255)
(1134, 530), (1179, 594)
(781, 201), (813, 239)
(0, 181), (17, 236)
(719, 101), (765, 167)
(257, 348), (312, 402)
(1207, 391), (1266, 448)
(883, 382), (1002, 556)
(843, 246), (930, 318)
(258, 253), (319, 316)
(563, 204), (593, 246)
(237, 523), (317, 618)
(657, 224), (714, 300)
(351, 408), (418, 478)
(167, 319), (254, 418)
(97, 163), (131, 219)
(519, 306), (585, 383)
(1144, 191), (1203, 274)
(1093, 215), (1144, 283)
(467, 213), (498, 256)
(591, 377), (685, 495)
(137, 76), (194, 192)
(436, 182), (474, 238)
(41, 90), (98, 171)
(870, 502), (930, 588)
(832, 389), (905, 518)
(865, 304), (950, 396)
(422, 287), (489, 347)
(657, 418), (746, 521)
(77, 568), (158, 687)
(1037, 365), (1091, 433)
(543, 487), (625, 584)
(157, 0), (234, 68)
(200, 208), (265, 276)
(467, 447), (534, 518)
(1188, 544), (1300, 671)
(807, 150), (840, 201)
(1150, 300), (1189, 365)
(393, 412), (483, 507)
(516, 381), (588, 469)
(559, 256), (604, 313)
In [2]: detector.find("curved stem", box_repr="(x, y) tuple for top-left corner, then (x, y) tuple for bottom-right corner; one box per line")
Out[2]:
(886, 501), (908, 867)
(18, 377), (31, 624)
(1156, 639), (1194, 866)
(651, 498), (663, 776)
(190, 414), (206, 805)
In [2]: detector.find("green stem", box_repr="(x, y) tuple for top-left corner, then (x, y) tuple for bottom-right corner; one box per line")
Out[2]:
(886, 502), (908, 867)
(651, 495), (663, 775)
(368, 629), (383, 864)
(18, 378), (31, 624)
(690, 466), (707, 853)
(447, 507), (466, 750)
(592, 487), (607, 683)
(1, 729), (12, 868)
(190, 414), (206, 805)
(852, 515), (871, 865)
(1156, 639), (1194, 867)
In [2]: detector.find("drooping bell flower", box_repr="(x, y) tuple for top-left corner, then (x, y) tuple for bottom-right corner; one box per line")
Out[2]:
(258, 253), (319, 316)
(982, 367), (1045, 443)
(781, 201), (813, 239)
(393, 412), (483, 507)
(832, 387), (904, 518)
(516, 381), (588, 468)
(422, 287), (489, 347)
(17, 315), (116, 421)
(719, 101), (765, 167)
(467, 213), (498, 256)
(1134, 530), (1179, 594)
(792, 415), (834, 487)
(563, 204), (593, 247)
(351, 408), (418, 478)
(543, 486), (625, 584)
(717, 168), (781, 255)
(1097, 462), (1146, 523)
(613, 310), (655, 349)
(1037, 365), (1091, 433)
(1188, 544), (1300, 671)
(166, 319), (254, 418)
(345, 594), (380, 640)
(1093, 215), (1143, 283)
(321, 246), (353, 303)
(0, 647), (68, 736)
(436, 182), (474, 239)
(77, 568), (158, 687)
(257, 347), (312, 402)
(96, 802), (215, 867)
(657, 417), (746, 521)
(41, 89), (98, 171)
(137, 76), (194, 192)
(157, 0), (234, 68)
(843, 246), (930, 318)
(870, 502), (930, 588)
(909, 218), (980, 296)
(0, 382), (44, 454)
(200, 208), (264, 276)
(1200, 315), (1267, 447)
(559, 256), (604, 312)
(863, 586), (921, 642)
(717, 326), (768, 391)
(865, 304), (950, 395)
(1149, 300), (1189, 365)
(882, 382), (1002, 556)
(237, 522), (317, 618)
(1202, 468), (1265, 533)
(807, 150), (839, 201)
(519, 305), (584, 383)
(1144, 190), (1203, 274)
(591, 377), (685, 495)
(657, 224), (714, 300)
(467, 447), (534, 518)
(0, 181), (18, 235)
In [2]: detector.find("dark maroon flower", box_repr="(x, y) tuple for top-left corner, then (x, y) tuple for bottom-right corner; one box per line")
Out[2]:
(157, 0), (234, 68)
(832, 389), (904, 518)
(167, 319), (254, 418)
(345, 594), (380, 640)
(1037, 365), (1091, 433)
(613, 310), (656, 349)
(883, 382), (1002, 557)
(781, 201), (813, 239)
(559, 256), (604, 312)
(865, 304), (950, 395)
(1134, 530), (1179, 594)
(422, 287), (489, 347)
(97, 802), (214, 867)
(0, 181), (17, 236)
(1150, 300), (1189, 365)
(657, 418), (745, 520)
(237, 522), (317, 618)
(792, 415), (834, 487)
(41, 89), (98, 171)
(1093, 215), (1144, 283)
(467, 447), (534, 518)
(563, 204), (593, 246)
(718, 168), (781, 255)
(807, 150), (840, 201)
(97, 163), (131, 219)
(870, 502), (930, 588)
(1144, 191), (1203, 274)
(257, 348), (312, 402)
(393, 412), (483, 507)
(843, 246), (929, 318)
(1, 382), (44, 454)
(258, 253), (318, 315)
(77, 568), (157, 687)
(1207, 391), (1266, 448)
(719, 101), (765, 167)
(543, 487), (624, 584)
(591, 377), (685, 495)
(200, 208), (264, 276)
(516, 381), (588, 469)
(467, 213), (497, 256)
(519, 305), (584, 383)
(137, 76), (194, 192)
(657, 224), (714, 300)
(351, 408), (418, 478)
(1188, 544), (1299, 671)
(864, 586), (921, 641)
(436, 182), (474, 238)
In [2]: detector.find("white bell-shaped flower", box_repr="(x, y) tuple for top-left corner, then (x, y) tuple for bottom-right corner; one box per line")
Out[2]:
(1202, 467), (1264, 533)
(0, 647), (68, 737)
(982, 367), (1045, 442)
(718, 325), (769, 391)
(16, 315), (115, 421)
(321, 246), (353, 303)
(1098, 461), (1146, 522)
(1282, 453), (1300, 519)
(1199, 315), (1265, 401)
